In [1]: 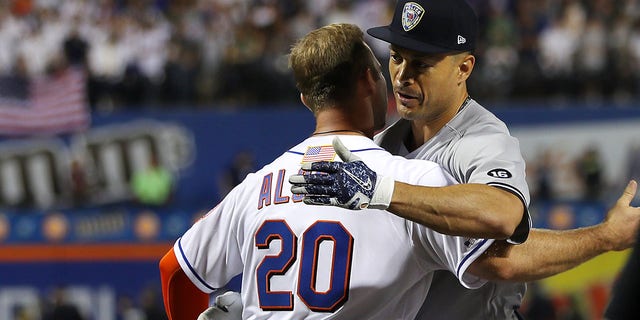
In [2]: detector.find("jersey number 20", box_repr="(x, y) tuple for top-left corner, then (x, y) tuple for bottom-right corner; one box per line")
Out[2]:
(255, 220), (354, 312)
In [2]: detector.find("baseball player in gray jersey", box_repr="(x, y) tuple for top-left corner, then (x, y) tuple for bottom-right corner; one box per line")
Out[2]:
(290, 0), (640, 319)
(374, 100), (529, 319)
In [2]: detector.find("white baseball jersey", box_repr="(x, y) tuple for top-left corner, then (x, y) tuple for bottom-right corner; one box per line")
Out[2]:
(375, 98), (531, 320)
(175, 135), (494, 319)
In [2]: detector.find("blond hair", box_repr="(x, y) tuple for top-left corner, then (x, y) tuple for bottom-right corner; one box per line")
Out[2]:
(289, 23), (376, 112)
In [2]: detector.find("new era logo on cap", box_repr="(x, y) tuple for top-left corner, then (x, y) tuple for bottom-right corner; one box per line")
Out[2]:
(367, 0), (478, 54)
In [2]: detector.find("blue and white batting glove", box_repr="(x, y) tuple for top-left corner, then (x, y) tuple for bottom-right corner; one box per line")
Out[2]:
(289, 137), (394, 210)
(197, 291), (242, 320)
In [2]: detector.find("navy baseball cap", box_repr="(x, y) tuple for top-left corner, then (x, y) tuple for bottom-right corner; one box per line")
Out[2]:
(367, 0), (478, 54)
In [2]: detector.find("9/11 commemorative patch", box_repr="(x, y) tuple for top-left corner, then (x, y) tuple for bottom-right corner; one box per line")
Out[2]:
(402, 2), (425, 32)
(302, 145), (336, 164)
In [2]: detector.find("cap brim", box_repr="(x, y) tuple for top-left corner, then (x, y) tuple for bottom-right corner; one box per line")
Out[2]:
(367, 26), (454, 54)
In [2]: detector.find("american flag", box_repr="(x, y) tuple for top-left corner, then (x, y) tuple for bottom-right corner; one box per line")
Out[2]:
(302, 145), (336, 163)
(0, 67), (90, 136)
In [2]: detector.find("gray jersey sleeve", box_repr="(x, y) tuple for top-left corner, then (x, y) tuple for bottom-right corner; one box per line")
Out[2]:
(453, 132), (531, 244)
(376, 110), (532, 244)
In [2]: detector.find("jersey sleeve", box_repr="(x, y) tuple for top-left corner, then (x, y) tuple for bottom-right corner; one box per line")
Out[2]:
(173, 187), (245, 293)
(406, 159), (492, 289)
(414, 223), (494, 289)
(454, 133), (531, 244)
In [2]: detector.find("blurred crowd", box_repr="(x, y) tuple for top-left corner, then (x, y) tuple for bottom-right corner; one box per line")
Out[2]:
(12, 285), (167, 320)
(526, 141), (640, 206)
(2, 0), (640, 112)
(471, 0), (640, 105)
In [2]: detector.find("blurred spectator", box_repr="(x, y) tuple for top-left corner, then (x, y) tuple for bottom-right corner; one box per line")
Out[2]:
(131, 11), (172, 106)
(475, 1), (519, 100)
(117, 63), (149, 107)
(41, 286), (84, 320)
(0, 3), (22, 74)
(140, 286), (168, 320)
(627, 143), (640, 184)
(537, 2), (583, 101)
(532, 149), (557, 202)
(508, 0), (546, 100)
(218, 150), (256, 199)
(521, 282), (557, 320)
(63, 19), (89, 68)
(215, 21), (269, 106)
(116, 295), (144, 320)
(70, 157), (90, 206)
(130, 154), (174, 207)
(555, 295), (585, 320)
(609, 12), (634, 103)
(88, 29), (127, 111)
(575, 14), (607, 102)
(17, 17), (51, 77)
(0, 57), (29, 100)
(604, 226), (640, 319)
(161, 37), (200, 106)
(12, 304), (36, 320)
(575, 146), (604, 201)
(628, 18), (640, 96)
(11, 0), (33, 17)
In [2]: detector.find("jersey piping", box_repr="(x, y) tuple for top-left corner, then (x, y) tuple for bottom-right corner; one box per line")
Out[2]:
(286, 147), (385, 156)
(177, 237), (217, 292)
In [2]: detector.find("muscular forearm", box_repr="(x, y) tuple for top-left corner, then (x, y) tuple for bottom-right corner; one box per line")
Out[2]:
(470, 180), (640, 282)
(472, 227), (613, 282)
(388, 182), (523, 239)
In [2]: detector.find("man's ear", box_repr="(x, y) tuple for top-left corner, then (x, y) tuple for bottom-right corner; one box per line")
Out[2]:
(362, 68), (377, 95)
(457, 54), (475, 83)
(300, 93), (312, 112)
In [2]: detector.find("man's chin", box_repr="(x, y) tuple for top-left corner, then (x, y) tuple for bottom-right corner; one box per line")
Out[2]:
(396, 106), (419, 121)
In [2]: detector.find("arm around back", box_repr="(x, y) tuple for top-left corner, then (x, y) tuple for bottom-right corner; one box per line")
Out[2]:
(289, 137), (525, 239)
(467, 180), (640, 282)
(389, 181), (523, 239)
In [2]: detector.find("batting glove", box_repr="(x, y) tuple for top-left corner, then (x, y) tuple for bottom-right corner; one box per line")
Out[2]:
(289, 137), (394, 210)
(197, 291), (242, 320)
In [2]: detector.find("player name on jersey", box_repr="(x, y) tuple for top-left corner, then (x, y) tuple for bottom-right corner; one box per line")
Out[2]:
(257, 169), (304, 209)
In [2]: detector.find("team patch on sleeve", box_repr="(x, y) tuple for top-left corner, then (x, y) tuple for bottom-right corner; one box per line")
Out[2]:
(302, 145), (336, 163)
(463, 238), (480, 248)
(487, 168), (512, 179)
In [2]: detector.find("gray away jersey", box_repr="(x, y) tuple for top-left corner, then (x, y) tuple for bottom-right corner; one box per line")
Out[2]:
(175, 135), (493, 319)
(375, 99), (532, 320)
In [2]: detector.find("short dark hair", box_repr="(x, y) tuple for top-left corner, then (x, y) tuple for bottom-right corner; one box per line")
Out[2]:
(289, 23), (376, 112)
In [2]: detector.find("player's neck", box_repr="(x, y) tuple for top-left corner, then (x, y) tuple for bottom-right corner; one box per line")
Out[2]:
(407, 95), (470, 150)
(313, 110), (369, 138)
(312, 129), (364, 136)
(408, 116), (448, 149)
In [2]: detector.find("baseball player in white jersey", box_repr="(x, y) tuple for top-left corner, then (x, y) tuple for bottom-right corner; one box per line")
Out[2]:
(160, 23), (501, 320)
(289, 1), (640, 320)
(174, 134), (494, 319)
